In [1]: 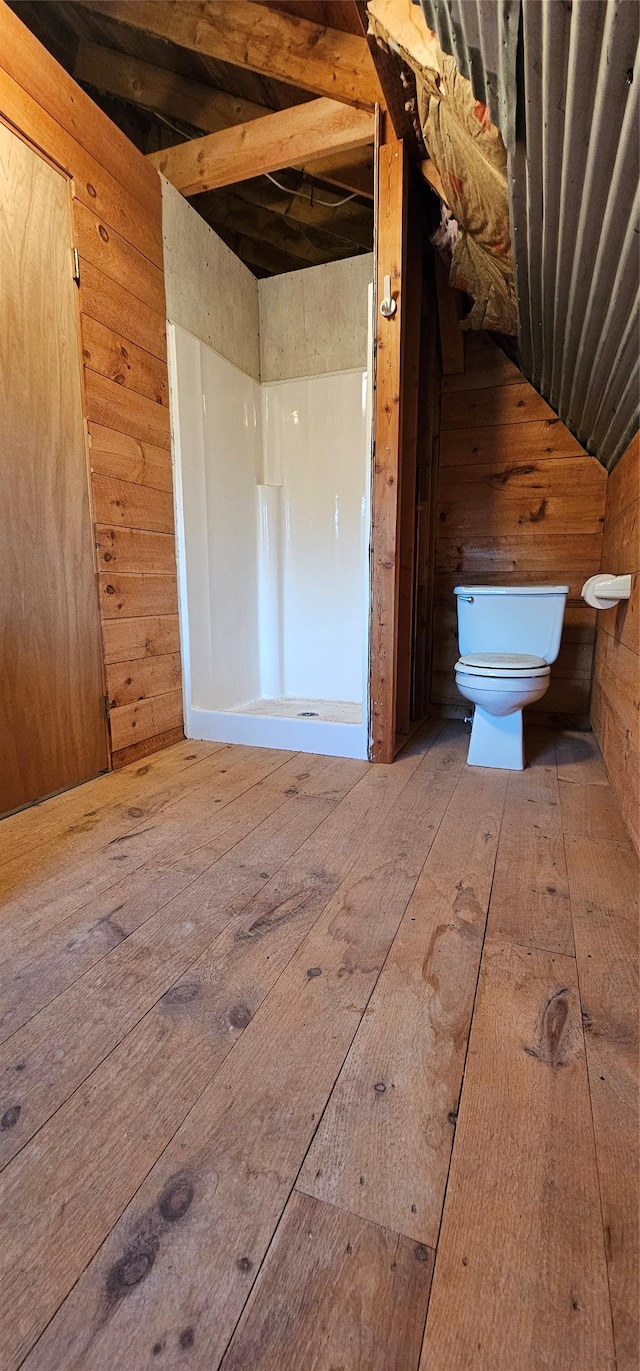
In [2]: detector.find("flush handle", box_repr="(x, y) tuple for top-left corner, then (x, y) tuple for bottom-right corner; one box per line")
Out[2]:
(462, 596), (474, 603)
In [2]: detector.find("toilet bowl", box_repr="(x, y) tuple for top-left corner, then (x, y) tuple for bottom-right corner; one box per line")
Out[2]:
(453, 587), (568, 770)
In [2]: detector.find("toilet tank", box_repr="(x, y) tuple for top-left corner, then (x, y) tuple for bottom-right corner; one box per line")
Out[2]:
(454, 586), (569, 663)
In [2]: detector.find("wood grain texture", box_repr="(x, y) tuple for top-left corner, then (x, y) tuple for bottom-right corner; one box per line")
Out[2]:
(420, 941), (615, 1371)
(221, 1192), (434, 1371)
(0, 121), (107, 813)
(111, 726), (184, 769)
(106, 654), (182, 708)
(74, 42), (268, 136)
(0, 65), (162, 266)
(431, 333), (607, 727)
(437, 456), (606, 537)
(487, 736), (574, 956)
(83, 0), (381, 108)
(109, 690), (183, 751)
(0, 726), (633, 1368)
(440, 416), (584, 466)
(81, 315), (168, 406)
(149, 98), (375, 197)
(590, 433), (639, 851)
(102, 615), (181, 666)
(91, 474), (174, 534)
(73, 198), (165, 315)
(89, 424), (172, 492)
(98, 572), (178, 620)
(441, 381), (555, 430)
(79, 257), (167, 361)
(11, 735), (435, 1369)
(95, 526), (175, 574)
(563, 832), (639, 1370)
(0, 0), (160, 217)
(85, 371), (171, 450)
(370, 139), (406, 761)
(0, 737), (222, 874)
(0, 754), (348, 1168)
(0, 2), (180, 767)
(299, 763), (506, 1245)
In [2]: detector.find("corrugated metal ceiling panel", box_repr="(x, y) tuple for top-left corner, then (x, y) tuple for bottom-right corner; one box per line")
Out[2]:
(417, 0), (639, 469)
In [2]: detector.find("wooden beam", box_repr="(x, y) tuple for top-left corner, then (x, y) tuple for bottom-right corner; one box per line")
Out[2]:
(74, 42), (268, 132)
(369, 138), (408, 762)
(80, 1), (381, 108)
(147, 98), (375, 196)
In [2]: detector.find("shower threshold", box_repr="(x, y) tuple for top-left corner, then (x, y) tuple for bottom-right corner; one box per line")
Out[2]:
(231, 697), (362, 726)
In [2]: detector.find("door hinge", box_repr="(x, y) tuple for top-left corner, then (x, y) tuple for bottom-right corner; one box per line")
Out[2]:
(103, 693), (110, 719)
(72, 246), (80, 286)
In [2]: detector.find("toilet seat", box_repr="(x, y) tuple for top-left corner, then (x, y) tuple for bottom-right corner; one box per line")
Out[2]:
(455, 652), (549, 679)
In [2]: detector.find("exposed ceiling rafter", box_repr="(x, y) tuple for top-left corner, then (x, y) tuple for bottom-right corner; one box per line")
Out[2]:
(79, 0), (382, 108)
(147, 97), (375, 197)
(74, 41), (269, 133)
(73, 39), (374, 199)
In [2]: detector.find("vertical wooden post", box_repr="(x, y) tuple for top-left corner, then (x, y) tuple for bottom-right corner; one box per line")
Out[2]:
(369, 138), (407, 762)
(395, 191), (423, 737)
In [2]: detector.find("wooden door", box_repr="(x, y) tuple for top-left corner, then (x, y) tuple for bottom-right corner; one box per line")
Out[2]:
(0, 122), (108, 814)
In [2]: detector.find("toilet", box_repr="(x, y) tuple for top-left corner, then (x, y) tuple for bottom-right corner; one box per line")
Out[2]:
(453, 585), (569, 770)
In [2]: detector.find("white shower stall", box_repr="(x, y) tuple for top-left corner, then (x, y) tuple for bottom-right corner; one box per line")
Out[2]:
(163, 184), (373, 760)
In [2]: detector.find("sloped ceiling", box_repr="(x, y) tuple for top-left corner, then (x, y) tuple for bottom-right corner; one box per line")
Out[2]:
(404, 0), (639, 471)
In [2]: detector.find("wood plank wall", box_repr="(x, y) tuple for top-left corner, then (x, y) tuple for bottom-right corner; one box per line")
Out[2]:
(591, 433), (639, 852)
(430, 332), (608, 728)
(0, 1), (183, 770)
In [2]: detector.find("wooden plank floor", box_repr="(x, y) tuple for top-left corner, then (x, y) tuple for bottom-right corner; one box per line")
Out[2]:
(0, 723), (636, 1371)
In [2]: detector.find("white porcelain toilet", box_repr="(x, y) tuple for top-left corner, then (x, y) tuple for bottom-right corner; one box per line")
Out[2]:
(453, 585), (569, 769)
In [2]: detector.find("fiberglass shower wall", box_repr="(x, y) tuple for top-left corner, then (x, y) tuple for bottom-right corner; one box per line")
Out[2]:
(164, 192), (373, 761)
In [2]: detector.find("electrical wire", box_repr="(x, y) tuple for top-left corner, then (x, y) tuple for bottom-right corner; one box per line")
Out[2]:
(265, 171), (359, 207)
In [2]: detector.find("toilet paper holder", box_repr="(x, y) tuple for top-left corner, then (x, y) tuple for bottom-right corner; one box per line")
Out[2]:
(582, 573), (632, 609)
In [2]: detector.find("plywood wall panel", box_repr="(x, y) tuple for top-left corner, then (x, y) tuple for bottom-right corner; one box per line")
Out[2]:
(591, 433), (640, 851)
(431, 332), (607, 729)
(0, 2), (183, 767)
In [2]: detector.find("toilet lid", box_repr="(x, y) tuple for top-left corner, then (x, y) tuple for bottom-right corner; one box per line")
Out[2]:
(459, 652), (547, 669)
(455, 651), (550, 679)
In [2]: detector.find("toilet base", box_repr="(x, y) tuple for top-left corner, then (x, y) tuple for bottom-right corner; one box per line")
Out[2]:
(467, 706), (524, 770)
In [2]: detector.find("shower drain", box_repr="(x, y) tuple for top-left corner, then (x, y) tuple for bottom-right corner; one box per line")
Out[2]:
(298, 711), (319, 717)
